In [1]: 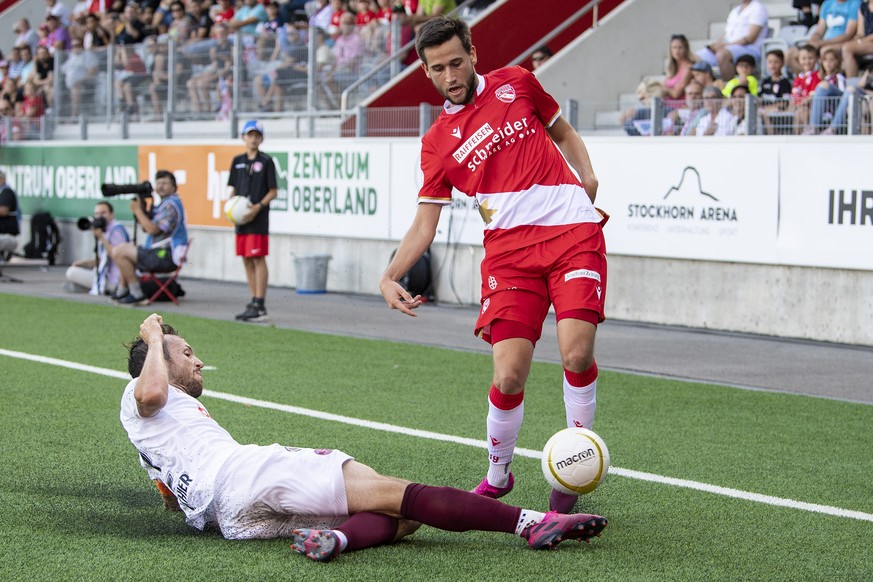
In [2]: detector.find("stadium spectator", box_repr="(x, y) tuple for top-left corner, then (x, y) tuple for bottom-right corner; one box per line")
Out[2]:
(806, 46), (848, 132)
(65, 201), (131, 295)
(119, 313), (607, 559)
(663, 35), (695, 104)
(262, 24), (309, 111)
(114, 4), (146, 45)
(667, 79), (704, 134)
(620, 78), (669, 136)
(188, 0), (215, 40)
(788, 0), (861, 73)
(83, 13), (113, 49)
(414, 0), (456, 25)
(327, 0), (345, 36)
(210, 0), (236, 28)
(14, 19), (41, 53)
(45, 0), (73, 28)
(842, 0), (873, 77)
(116, 43), (150, 117)
(6, 47), (25, 82)
(46, 14), (73, 53)
(794, 0), (824, 28)
(819, 62), (873, 133)
(721, 53), (759, 97)
(187, 23), (233, 113)
(696, 0), (769, 82)
(257, 1), (285, 36)
(110, 169), (189, 305)
(330, 12), (365, 89)
(17, 46), (36, 87)
(382, 16), (604, 515)
(759, 49), (794, 134)
(17, 81), (41, 134)
(356, 0), (379, 25)
(166, 1), (194, 43)
(309, 0), (334, 30)
(530, 45), (552, 70)
(61, 39), (99, 118)
(693, 84), (738, 136)
(791, 44), (822, 132)
(29, 46), (55, 109)
(728, 84), (764, 134)
(148, 41), (171, 119)
(228, 0), (268, 36)
(690, 60), (724, 91)
(0, 61), (11, 89)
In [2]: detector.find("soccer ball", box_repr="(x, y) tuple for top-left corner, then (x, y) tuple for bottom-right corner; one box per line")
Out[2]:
(224, 195), (252, 224)
(541, 427), (610, 495)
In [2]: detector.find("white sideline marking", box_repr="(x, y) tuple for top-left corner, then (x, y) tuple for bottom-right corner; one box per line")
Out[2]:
(3, 347), (872, 524)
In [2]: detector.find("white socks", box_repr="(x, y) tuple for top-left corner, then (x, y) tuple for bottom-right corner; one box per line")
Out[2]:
(514, 509), (546, 535)
(563, 370), (597, 429)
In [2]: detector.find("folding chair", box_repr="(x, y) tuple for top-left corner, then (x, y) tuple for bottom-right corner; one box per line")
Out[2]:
(143, 239), (192, 305)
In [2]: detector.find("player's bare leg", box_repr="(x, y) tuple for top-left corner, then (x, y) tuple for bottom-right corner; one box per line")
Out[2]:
(471, 336), (534, 498)
(552, 317), (599, 512)
(289, 461), (606, 562)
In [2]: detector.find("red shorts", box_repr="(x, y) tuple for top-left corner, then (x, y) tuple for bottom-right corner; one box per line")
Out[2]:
(475, 222), (607, 345)
(236, 234), (269, 258)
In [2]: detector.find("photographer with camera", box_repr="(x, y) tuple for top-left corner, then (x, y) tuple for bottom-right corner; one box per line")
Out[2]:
(65, 201), (130, 295)
(110, 170), (189, 306)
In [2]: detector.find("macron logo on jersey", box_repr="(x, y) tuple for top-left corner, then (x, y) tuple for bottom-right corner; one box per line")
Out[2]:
(451, 127), (462, 139)
(453, 123), (494, 163)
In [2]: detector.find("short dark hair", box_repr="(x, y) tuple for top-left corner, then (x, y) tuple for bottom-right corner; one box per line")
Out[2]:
(798, 43), (819, 57)
(415, 15), (472, 64)
(766, 48), (785, 61)
(126, 323), (178, 378)
(533, 45), (552, 58)
(154, 169), (177, 189)
(96, 200), (114, 213)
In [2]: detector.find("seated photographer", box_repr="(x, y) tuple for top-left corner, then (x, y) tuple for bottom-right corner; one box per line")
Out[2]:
(0, 170), (20, 259)
(110, 170), (189, 306)
(65, 201), (130, 295)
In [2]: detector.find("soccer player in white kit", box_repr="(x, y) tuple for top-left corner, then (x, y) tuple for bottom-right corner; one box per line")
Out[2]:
(120, 314), (606, 561)
(380, 16), (607, 514)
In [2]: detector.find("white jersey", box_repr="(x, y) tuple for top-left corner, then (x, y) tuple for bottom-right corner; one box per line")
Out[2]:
(120, 379), (242, 530)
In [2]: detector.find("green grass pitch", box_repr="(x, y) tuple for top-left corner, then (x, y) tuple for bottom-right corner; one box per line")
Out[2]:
(1, 294), (871, 580)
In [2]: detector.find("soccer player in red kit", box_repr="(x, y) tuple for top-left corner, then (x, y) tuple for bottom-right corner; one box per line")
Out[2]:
(380, 16), (607, 513)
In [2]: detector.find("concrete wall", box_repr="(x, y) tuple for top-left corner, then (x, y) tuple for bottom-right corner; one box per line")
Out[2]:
(535, 0), (735, 126)
(40, 218), (873, 347)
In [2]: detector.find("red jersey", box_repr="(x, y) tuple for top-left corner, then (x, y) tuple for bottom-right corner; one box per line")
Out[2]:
(419, 66), (600, 254)
(791, 70), (821, 105)
(356, 10), (377, 25)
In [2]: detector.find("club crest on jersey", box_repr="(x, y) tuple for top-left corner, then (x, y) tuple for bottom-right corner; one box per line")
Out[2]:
(252, 161), (263, 173)
(495, 84), (516, 103)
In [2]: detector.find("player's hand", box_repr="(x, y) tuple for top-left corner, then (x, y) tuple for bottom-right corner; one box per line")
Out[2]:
(379, 277), (423, 316)
(239, 203), (259, 225)
(139, 313), (164, 343)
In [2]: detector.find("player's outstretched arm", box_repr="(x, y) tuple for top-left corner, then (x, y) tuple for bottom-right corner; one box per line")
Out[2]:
(547, 117), (598, 202)
(134, 313), (170, 418)
(380, 203), (442, 316)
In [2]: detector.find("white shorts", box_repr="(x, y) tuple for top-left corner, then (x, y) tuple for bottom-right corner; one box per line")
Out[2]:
(211, 444), (353, 540)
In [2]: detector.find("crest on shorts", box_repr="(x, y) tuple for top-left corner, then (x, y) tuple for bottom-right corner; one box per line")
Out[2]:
(481, 297), (491, 313)
(495, 84), (516, 103)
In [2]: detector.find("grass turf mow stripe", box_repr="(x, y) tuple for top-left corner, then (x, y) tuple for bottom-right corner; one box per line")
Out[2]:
(3, 346), (871, 525)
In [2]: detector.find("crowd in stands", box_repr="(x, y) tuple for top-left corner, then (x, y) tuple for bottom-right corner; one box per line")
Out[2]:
(0, 0), (487, 135)
(621, 0), (873, 136)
